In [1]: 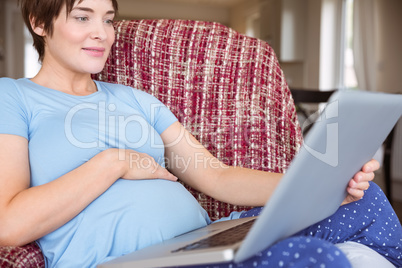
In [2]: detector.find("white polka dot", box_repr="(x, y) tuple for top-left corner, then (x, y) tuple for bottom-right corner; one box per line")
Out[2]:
(294, 253), (300, 259)
(317, 248), (323, 254)
(279, 260), (284, 267)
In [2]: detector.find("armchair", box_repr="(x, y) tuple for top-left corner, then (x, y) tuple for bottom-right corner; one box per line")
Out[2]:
(0, 19), (302, 267)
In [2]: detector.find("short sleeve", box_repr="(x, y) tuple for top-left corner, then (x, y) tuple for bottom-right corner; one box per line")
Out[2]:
(130, 88), (178, 134)
(0, 78), (29, 139)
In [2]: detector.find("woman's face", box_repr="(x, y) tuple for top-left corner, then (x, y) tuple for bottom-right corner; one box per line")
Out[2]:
(41, 0), (116, 75)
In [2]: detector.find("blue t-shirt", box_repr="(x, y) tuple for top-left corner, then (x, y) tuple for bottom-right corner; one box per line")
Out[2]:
(0, 78), (212, 267)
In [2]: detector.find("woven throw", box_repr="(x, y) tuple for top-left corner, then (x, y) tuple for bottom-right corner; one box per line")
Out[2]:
(96, 19), (303, 220)
(0, 242), (44, 268)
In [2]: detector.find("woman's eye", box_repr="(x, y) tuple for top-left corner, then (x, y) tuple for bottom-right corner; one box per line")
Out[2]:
(76, 17), (89, 22)
(105, 19), (114, 25)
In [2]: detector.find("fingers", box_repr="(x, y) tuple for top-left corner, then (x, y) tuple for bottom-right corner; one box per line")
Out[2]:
(121, 150), (178, 182)
(349, 177), (370, 191)
(352, 170), (374, 186)
(347, 169), (372, 199)
(342, 159), (379, 206)
(153, 165), (178, 182)
(352, 159), (377, 186)
(343, 181), (368, 205)
(347, 187), (365, 200)
(362, 159), (380, 173)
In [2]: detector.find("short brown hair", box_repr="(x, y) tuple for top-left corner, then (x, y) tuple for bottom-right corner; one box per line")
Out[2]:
(19, 0), (119, 62)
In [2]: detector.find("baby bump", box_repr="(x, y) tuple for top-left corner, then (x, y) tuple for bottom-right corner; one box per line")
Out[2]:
(84, 179), (210, 249)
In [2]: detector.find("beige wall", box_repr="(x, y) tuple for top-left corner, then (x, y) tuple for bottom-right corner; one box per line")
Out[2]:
(117, 0), (230, 25)
(376, 0), (402, 94)
(275, 0), (322, 89)
(303, 0), (322, 89)
(229, 0), (314, 89)
(1, 0), (25, 79)
(229, 0), (259, 36)
(0, 0), (6, 77)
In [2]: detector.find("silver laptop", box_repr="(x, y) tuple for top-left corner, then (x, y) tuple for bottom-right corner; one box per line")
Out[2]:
(99, 90), (402, 268)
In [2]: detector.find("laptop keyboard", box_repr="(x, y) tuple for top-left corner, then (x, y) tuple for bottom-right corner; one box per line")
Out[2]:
(172, 219), (256, 252)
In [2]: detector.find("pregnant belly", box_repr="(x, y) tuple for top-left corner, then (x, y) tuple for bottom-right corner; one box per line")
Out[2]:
(38, 179), (211, 267)
(82, 179), (210, 250)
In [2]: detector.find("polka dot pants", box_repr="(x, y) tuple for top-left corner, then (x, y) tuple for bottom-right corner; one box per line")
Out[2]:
(182, 182), (402, 268)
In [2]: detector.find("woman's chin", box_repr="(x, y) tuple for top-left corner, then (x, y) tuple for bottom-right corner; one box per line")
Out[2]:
(88, 66), (107, 75)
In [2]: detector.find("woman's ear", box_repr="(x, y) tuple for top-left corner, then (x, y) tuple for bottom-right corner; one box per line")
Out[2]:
(30, 16), (46, 37)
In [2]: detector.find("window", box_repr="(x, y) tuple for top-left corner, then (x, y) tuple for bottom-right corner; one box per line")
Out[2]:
(341, 0), (358, 89)
(24, 26), (41, 78)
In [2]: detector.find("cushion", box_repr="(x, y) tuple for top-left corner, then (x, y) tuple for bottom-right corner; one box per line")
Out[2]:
(336, 241), (395, 268)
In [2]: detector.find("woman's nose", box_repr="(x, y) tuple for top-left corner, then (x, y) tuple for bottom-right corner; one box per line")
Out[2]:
(91, 21), (107, 40)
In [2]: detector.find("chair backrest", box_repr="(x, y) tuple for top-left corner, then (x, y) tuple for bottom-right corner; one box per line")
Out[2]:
(94, 19), (303, 220)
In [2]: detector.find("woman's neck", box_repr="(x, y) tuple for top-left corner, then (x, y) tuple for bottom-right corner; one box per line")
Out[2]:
(32, 66), (98, 96)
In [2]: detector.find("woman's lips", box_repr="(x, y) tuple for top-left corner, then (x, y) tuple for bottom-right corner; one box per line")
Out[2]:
(82, 47), (105, 57)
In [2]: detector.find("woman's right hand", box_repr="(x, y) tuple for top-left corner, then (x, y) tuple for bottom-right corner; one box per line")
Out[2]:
(111, 148), (178, 182)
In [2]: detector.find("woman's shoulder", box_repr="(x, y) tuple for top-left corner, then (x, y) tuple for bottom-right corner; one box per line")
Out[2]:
(0, 77), (25, 97)
(0, 77), (35, 91)
(0, 77), (18, 88)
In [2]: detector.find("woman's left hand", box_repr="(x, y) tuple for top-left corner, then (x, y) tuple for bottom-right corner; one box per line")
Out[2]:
(342, 159), (380, 205)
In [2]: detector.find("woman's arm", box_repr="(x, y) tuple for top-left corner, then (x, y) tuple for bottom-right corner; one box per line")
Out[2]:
(0, 134), (176, 247)
(161, 122), (378, 207)
(161, 122), (282, 207)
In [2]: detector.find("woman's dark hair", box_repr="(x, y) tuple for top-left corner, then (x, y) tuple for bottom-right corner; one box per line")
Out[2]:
(18, 0), (118, 62)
